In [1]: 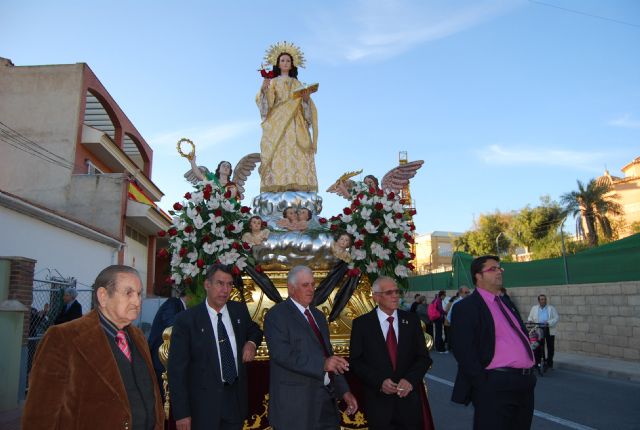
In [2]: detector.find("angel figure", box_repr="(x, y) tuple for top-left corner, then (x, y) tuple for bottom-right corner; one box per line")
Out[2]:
(183, 152), (260, 200)
(326, 160), (425, 199)
(242, 216), (270, 246)
(276, 207), (299, 231)
(331, 232), (353, 263)
(294, 207), (312, 231)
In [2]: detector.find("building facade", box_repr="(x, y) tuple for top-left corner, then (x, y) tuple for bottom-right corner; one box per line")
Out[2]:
(598, 156), (640, 239)
(414, 231), (462, 274)
(0, 57), (170, 294)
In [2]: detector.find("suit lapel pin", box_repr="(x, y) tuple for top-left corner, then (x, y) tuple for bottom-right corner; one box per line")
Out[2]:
(401, 319), (408, 325)
(237, 318), (241, 325)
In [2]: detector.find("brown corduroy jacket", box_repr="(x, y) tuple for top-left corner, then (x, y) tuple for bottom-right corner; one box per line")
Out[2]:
(22, 309), (164, 430)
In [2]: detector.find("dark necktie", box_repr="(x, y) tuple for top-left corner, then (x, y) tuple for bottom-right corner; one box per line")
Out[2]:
(217, 313), (237, 383)
(304, 308), (330, 357)
(494, 297), (534, 360)
(386, 316), (398, 370)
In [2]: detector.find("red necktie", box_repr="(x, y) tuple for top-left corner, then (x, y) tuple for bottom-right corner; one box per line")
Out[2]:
(386, 316), (397, 370)
(304, 309), (330, 358)
(116, 330), (132, 362)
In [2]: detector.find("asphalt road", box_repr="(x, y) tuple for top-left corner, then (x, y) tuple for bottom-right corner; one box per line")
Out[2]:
(425, 352), (640, 430)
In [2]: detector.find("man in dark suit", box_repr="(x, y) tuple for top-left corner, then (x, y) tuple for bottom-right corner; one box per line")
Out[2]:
(168, 264), (263, 430)
(53, 286), (82, 324)
(451, 255), (536, 430)
(350, 276), (432, 430)
(23, 265), (164, 430)
(147, 291), (189, 395)
(264, 265), (358, 430)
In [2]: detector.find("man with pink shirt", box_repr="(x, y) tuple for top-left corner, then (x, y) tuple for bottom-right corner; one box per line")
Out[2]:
(451, 255), (536, 430)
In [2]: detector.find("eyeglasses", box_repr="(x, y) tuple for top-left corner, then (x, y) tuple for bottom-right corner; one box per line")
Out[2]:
(374, 289), (403, 297)
(481, 266), (504, 274)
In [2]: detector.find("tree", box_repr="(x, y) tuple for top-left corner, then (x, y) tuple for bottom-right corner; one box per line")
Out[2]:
(508, 196), (565, 258)
(560, 179), (623, 247)
(454, 212), (513, 256)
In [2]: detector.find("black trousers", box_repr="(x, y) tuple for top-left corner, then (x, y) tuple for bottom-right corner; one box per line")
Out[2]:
(434, 319), (445, 352)
(471, 370), (536, 430)
(542, 327), (555, 366)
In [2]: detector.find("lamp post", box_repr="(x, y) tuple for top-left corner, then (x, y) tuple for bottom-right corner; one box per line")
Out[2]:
(496, 232), (504, 255)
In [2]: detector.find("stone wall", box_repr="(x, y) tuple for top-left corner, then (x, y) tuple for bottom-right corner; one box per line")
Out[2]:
(419, 281), (640, 362)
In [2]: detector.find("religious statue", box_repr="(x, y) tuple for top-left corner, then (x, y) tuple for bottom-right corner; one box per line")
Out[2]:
(242, 216), (270, 246)
(331, 232), (353, 263)
(257, 41), (319, 193)
(180, 138), (260, 200)
(326, 160), (425, 199)
(276, 207), (299, 231)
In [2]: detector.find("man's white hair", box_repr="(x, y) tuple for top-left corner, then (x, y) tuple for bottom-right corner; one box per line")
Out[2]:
(287, 265), (313, 286)
(371, 276), (396, 293)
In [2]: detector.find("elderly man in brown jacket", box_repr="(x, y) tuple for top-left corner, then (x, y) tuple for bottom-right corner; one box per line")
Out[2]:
(23, 265), (164, 430)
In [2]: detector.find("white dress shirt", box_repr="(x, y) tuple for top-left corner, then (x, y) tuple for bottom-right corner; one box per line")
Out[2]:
(376, 307), (399, 343)
(205, 301), (238, 381)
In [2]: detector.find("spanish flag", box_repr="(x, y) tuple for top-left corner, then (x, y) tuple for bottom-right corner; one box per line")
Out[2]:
(128, 181), (154, 206)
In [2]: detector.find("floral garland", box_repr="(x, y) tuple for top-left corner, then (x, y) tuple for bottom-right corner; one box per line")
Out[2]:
(157, 180), (253, 303)
(327, 182), (416, 289)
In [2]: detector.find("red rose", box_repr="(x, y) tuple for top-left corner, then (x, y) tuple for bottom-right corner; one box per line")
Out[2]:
(204, 184), (213, 193)
(407, 263), (415, 271)
(410, 209), (417, 216)
(232, 265), (241, 275)
(377, 189), (384, 197)
(387, 192), (395, 200)
(404, 232), (411, 241)
(369, 187), (376, 194)
(203, 234), (212, 243)
(410, 252), (416, 260)
(243, 242), (251, 250)
(168, 227), (178, 236)
(196, 258), (205, 268)
(408, 237), (415, 244)
(409, 223), (416, 231)
(347, 268), (361, 277)
(360, 228), (367, 235)
(203, 191), (211, 200)
(241, 206), (251, 213)
(184, 192), (192, 199)
(351, 199), (361, 207)
(173, 202), (183, 211)
(164, 276), (174, 284)
(377, 259), (384, 268)
(232, 242), (240, 249)
(184, 225), (194, 234)
(319, 217), (327, 224)
(330, 224), (338, 231)
(357, 193), (365, 200)
(395, 213), (403, 219)
(383, 236), (389, 244)
(224, 189), (232, 199)
(157, 230), (167, 237)
(396, 251), (405, 260)
(255, 265), (264, 273)
(214, 209), (223, 217)
(374, 203), (384, 211)
(157, 248), (169, 258)
(179, 247), (188, 257)
(354, 240), (364, 249)
(330, 216), (337, 221)
(226, 224), (235, 231)
(373, 218), (380, 226)
(343, 207), (352, 215)
(399, 199), (406, 205)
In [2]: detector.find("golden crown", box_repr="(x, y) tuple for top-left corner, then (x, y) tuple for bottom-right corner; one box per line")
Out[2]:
(264, 41), (306, 68)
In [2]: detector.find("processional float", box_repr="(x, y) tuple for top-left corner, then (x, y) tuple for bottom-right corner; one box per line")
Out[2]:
(157, 41), (427, 430)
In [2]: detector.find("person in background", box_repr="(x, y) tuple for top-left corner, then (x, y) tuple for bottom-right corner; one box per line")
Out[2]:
(431, 291), (447, 353)
(409, 293), (421, 313)
(527, 294), (559, 369)
(53, 286), (82, 324)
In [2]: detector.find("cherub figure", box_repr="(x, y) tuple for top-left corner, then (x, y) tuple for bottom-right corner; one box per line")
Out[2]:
(326, 160), (425, 199)
(242, 216), (270, 246)
(276, 207), (299, 230)
(331, 232), (353, 263)
(294, 207), (312, 231)
(183, 151), (260, 200)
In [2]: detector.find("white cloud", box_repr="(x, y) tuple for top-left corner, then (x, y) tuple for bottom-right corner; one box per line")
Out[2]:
(478, 144), (606, 170)
(149, 120), (257, 156)
(306, 0), (517, 63)
(608, 114), (640, 129)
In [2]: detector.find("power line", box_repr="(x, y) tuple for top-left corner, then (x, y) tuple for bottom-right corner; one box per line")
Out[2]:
(529, 0), (640, 28)
(0, 121), (74, 170)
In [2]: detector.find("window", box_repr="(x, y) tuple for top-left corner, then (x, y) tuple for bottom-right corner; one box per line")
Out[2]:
(126, 225), (148, 246)
(86, 160), (103, 175)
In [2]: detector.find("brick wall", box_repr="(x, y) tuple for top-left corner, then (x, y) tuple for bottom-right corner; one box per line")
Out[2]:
(1, 257), (36, 345)
(439, 281), (640, 362)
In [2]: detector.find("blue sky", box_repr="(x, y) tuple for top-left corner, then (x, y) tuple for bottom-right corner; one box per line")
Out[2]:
(2, 0), (639, 235)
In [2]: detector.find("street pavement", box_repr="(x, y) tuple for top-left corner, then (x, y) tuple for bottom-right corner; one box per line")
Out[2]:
(425, 352), (640, 430)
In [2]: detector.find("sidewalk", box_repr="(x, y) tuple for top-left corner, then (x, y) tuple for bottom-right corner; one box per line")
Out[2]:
(554, 352), (640, 383)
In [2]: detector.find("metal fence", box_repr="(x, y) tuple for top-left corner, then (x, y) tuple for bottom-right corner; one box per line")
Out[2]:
(26, 279), (93, 384)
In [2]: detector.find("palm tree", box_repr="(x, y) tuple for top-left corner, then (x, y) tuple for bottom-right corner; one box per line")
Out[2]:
(560, 179), (623, 247)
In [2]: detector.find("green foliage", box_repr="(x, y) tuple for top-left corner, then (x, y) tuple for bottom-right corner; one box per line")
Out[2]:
(630, 221), (640, 234)
(453, 212), (513, 256)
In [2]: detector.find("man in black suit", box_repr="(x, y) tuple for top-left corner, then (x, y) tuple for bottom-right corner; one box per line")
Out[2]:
(53, 286), (82, 324)
(168, 264), (263, 430)
(451, 255), (536, 430)
(264, 265), (358, 430)
(350, 276), (432, 430)
(147, 291), (189, 396)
